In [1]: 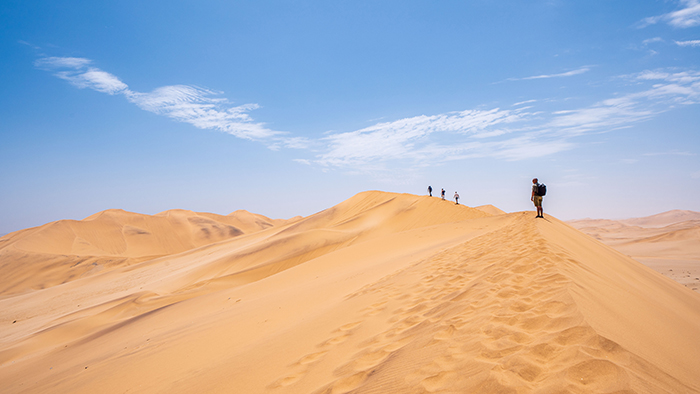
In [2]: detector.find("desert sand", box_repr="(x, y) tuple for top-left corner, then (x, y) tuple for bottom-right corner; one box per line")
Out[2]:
(569, 210), (700, 293)
(1, 192), (699, 393)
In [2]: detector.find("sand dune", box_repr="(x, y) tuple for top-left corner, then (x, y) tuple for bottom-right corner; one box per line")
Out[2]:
(1, 192), (699, 393)
(0, 209), (293, 295)
(620, 210), (700, 228)
(569, 211), (700, 293)
(476, 204), (507, 216)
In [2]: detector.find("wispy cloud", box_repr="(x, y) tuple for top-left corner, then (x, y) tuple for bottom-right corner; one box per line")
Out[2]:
(675, 39), (700, 47)
(36, 56), (279, 140)
(643, 150), (694, 156)
(316, 108), (530, 167)
(643, 37), (665, 45)
(36, 56), (700, 176)
(638, 0), (700, 28)
(505, 67), (591, 82)
(313, 68), (700, 171)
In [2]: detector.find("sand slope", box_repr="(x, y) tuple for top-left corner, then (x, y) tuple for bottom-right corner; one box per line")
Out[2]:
(570, 211), (700, 293)
(0, 209), (292, 295)
(1, 192), (699, 393)
(476, 204), (507, 216)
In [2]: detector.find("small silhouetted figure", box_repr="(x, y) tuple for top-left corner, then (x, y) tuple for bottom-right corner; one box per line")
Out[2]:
(441, 188), (445, 200)
(531, 178), (544, 218)
(454, 192), (460, 205)
(428, 186), (433, 197)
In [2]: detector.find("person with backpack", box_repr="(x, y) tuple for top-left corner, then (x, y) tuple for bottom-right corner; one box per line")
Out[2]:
(441, 188), (445, 200)
(531, 178), (546, 218)
(428, 186), (433, 197)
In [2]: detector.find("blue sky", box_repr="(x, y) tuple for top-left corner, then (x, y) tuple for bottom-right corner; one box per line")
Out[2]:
(1, 0), (699, 234)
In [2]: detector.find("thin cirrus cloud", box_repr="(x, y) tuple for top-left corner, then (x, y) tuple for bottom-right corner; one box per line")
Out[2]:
(504, 66), (591, 82)
(638, 0), (700, 28)
(314, 69), (700, 170)
(676, 40), (700, 47)
(35, 56), (279, 140)
(36, 56), (700, 173)
(315, 108), (530, 167)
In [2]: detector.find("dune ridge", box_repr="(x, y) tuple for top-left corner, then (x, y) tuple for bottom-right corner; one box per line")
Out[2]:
(1, 192), (699, 393)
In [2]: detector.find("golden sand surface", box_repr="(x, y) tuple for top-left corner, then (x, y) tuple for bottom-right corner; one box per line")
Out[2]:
(1, 192), (699, 393)
(569, 210), (700, 293)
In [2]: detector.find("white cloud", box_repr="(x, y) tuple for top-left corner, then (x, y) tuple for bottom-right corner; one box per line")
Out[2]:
(56, 68), (129, 95)
(314, 67), (700, 171)
(676, 39), (700, 47)
(36, 55), (700, 177)
(639, 0), (700, 28)
(36, 56), (276, 140)
(643, 37), (664, 45)
(316, 108), (529, 167)
(34, 56), (92, 69)
(508, 67), (590, 82)
(643, 150), (694, 156)
(126, 86), (277, 139)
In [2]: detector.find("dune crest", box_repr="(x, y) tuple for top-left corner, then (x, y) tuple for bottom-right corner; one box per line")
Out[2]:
(1, 192), (699, 393)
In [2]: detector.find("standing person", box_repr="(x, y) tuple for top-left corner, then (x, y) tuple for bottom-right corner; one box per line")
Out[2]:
(441, 188), (445, 200)
(454, 191), (460, 205)
(428, 186), (433, 197)
(531, 178), (545, 218)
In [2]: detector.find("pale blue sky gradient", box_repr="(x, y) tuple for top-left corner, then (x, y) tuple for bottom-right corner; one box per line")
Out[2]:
(1, 0), (699, 234)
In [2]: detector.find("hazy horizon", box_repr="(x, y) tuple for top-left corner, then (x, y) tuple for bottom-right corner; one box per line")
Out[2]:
(2, 1), (699, 234)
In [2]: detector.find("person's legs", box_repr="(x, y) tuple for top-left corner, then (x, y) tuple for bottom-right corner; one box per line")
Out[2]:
(534, 196), (543, 217)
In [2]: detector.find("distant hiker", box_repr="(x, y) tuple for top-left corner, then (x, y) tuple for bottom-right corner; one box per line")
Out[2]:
(454, 192), (460, 205)
(441, 188), (445, 200)
(531, 178), (546, 218)
(428, 186), (433, 197)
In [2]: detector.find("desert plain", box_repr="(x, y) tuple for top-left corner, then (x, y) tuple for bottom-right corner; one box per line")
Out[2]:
(1, 191), (699, 393)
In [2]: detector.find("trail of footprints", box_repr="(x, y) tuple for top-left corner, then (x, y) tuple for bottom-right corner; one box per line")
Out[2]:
(271, 214), (662, 393)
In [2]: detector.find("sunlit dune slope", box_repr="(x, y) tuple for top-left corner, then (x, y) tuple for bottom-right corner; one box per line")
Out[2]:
(1, 192), (699, 394)
(0, 208), (291, 295)
(476, 204), (507, 216)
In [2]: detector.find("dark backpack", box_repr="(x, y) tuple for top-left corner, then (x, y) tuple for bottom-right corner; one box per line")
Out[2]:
(537, 183), (547, 197)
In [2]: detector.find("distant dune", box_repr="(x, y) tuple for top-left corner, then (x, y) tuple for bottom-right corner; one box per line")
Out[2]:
(569, 210), (700, 293)
(0, 209), (297, 295)
(620, 209), (700, 228)
(1, 192), (699, 393)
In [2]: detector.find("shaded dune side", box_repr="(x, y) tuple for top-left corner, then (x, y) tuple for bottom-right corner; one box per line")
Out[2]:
(0, 209), (292, 295)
